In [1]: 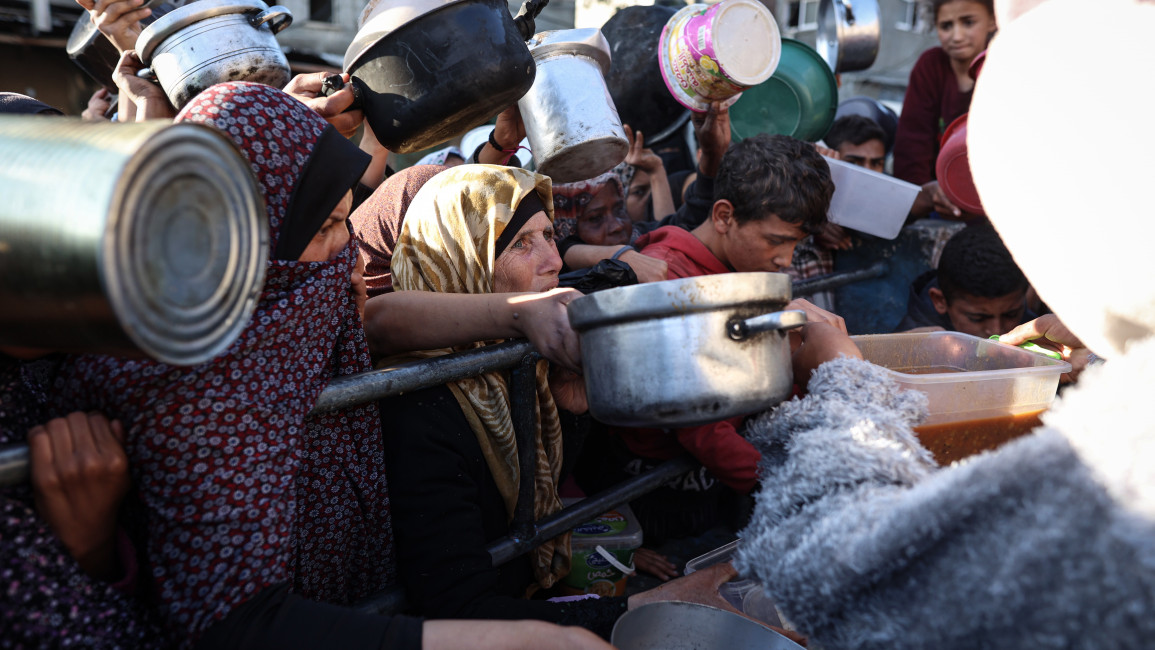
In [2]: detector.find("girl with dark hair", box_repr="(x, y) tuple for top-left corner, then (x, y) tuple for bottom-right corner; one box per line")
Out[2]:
(893, 0), (996, 218)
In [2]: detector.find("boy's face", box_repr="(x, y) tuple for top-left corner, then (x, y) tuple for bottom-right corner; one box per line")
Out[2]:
(714, 204), (809, 273)
(930, 287), (1028, 338)
(837, 139), (887, 174)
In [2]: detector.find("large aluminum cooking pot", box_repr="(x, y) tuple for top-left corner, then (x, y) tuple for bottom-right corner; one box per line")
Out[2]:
(519, 28), (629, 183)
(612, 601), (804, 650)
(0, 117), (267, 365)
(341, 0), (536, 153)
(567, 273), (805, 428)
(137, 0), (293, 110)
(816, 0), (880, 73)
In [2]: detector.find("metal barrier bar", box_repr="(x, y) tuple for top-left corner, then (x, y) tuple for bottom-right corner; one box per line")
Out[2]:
(0, 443), (28, 486)
(309, 340), (536, 415)
(487, 456), (698, 566)
(508, 354), (541, 542)
(792, 260), (889, 297)
(0, 341), (538, 488)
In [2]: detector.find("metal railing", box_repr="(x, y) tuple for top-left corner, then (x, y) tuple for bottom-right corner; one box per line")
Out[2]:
(0, 339), (700, 616)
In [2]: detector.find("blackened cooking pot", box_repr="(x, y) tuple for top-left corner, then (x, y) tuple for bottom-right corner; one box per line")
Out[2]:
(567, 273), (805, 428)
(342, 0), (536, 153)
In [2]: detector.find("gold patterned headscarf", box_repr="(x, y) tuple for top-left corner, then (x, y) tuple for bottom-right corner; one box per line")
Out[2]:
(390, 164), (571, 589)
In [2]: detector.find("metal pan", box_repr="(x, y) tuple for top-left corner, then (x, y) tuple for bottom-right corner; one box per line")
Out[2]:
(816, 0), (880, 73)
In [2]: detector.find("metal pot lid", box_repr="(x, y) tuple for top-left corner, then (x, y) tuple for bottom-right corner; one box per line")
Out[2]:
(343, 0), (466, 71)
(527, 28), (612, 75)
(568, 272), (792, 330)
(138, 0), (273, 62)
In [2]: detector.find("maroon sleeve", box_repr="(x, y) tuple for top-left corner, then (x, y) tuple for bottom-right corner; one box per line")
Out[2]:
(673, 417), (759, 494)
(893, 48), (949, 186)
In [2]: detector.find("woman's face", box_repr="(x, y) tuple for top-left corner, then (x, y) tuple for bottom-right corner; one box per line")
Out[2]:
(298, 191), (353, 262)
(494, 211), (562, 293)
(625, 169), (652, 223)
(935, 1), (996, 64)
(576, 184), (631, 247)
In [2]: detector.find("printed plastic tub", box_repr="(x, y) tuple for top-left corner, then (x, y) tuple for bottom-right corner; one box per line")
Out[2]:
(558, 501), (643, 597)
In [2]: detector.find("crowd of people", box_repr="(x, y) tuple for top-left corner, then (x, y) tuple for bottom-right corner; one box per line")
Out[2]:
(3, 0), (1153, 647)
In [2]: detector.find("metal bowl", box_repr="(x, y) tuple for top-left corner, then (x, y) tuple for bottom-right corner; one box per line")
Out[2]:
(728, 38), (838, 143)
(611, 601), (803, 650)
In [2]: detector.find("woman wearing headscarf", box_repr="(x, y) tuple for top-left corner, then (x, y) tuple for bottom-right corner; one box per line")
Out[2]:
(350, 164), (447, 299)
(50, 82), (610, 650)
(0, 88), (168, 649)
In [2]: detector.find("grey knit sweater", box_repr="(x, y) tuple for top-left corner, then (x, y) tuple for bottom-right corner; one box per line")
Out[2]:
(735, 338), (1155, 649)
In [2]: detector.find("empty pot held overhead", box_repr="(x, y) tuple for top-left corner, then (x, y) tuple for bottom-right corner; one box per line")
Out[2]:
(567, 273), (805, 428)
(816, 0), (880, 73)
(136, 0), (294, 109)
(519, 28), (629, 183)
(343, 0), (536, 153)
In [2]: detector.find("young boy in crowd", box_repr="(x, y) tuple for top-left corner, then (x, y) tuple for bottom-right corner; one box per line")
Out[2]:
(895, 223), (1035, 338)
(605, 135), (861, 565)
(823, 115), (889, 174)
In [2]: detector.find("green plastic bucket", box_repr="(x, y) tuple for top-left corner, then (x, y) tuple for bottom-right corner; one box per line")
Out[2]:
(728, 38), (838, 143)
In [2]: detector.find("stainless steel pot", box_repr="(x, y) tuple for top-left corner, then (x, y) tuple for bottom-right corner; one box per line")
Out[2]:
(0, 117), (267, 365)
(611, 601), (804, 650)
(567, 273), (805, 428)
(137, 0), (293, 109)
(816, 0), (880, 73)
(518, 28), (629, 183)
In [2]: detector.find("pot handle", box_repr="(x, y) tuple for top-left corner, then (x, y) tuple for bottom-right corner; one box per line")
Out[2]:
(727, 309), (807, 341)
(251, 6), (293, 34)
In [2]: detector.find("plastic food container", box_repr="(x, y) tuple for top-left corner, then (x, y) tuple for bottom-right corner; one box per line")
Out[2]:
(559, 502), (643, 597)
(851, 332), (1072, 463)
(824, 156), (920, 239)
(683, 540), (784, 628)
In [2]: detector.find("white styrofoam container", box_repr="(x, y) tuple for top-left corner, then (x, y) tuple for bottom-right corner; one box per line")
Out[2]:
(824, 156), (920, 240)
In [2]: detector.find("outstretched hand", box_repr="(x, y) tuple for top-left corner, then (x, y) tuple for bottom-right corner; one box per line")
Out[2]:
(509, 288), (583, 373)
(691, 101), (732, 178)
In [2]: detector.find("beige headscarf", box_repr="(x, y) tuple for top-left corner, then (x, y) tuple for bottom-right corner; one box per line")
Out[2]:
(390, 164), (571, 589)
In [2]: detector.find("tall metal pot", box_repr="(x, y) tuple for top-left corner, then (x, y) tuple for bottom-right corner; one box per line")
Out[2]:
(567, 273), (805, 428)
(137, 0), (293, 110)
(816, 0), (880, 73)
(518, 28), (629, 183)
(0, 118), (267, 365)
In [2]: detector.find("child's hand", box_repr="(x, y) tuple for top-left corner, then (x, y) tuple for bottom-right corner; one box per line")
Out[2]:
(634, 547), (678, 581)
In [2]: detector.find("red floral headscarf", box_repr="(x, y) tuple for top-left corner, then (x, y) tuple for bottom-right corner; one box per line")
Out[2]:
(52, 83), (394, 641)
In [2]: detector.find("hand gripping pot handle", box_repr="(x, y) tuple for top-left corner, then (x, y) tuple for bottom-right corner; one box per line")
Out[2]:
(727, 309), (807, 341)
(250, 6), (292, 34)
